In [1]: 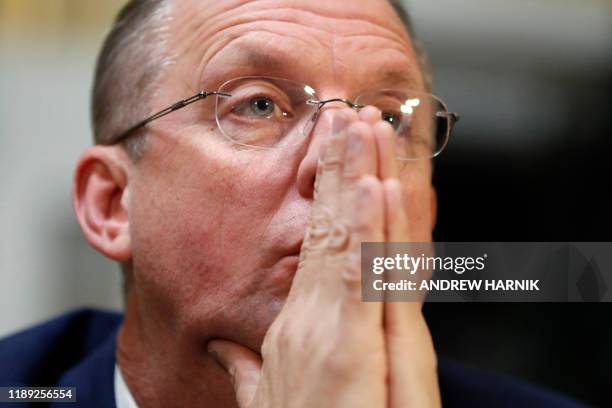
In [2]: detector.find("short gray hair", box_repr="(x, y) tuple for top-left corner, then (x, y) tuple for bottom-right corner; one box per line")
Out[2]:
(91, 0), (430, 158)
(91, 0), (172, 157)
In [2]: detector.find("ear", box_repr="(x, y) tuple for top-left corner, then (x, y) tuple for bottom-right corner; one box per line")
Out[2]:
(429, 186), (438, 232)
(72, 146), (132, 261)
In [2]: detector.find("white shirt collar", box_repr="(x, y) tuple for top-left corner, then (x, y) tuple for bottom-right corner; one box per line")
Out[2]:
(114, 364), (139, 408)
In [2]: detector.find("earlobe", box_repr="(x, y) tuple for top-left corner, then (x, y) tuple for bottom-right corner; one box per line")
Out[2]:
(73, 146), (132, 261)
(430, 187), (438, 231)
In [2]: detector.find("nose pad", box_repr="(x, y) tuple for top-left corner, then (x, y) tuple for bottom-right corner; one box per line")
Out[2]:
(302, 99), (362, 138)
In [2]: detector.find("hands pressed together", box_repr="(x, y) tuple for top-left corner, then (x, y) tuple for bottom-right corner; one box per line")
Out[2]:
(208, 107), (441, 408)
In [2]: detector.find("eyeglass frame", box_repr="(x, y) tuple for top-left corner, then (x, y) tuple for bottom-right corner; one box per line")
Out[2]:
(106, 76), (460, 159)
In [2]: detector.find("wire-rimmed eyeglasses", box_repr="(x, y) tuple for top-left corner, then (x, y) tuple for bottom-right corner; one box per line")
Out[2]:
(108, 76), (460, 160)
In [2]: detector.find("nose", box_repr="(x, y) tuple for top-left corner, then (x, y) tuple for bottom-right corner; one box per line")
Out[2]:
(296, 106), (358, 198)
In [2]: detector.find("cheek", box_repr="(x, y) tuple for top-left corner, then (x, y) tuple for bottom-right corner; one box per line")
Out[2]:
(127, 139), (296, 321)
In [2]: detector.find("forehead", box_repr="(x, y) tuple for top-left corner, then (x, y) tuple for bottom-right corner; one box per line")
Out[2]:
(166, 0), (423, 93)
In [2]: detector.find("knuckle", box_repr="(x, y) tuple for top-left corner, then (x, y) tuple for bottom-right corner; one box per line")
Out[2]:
(356, 175), (383, 196)
(320, 348), (356, 376)
(304, 205), (334, 249)
(326, 221), (351, 251)
(304, 206), (351, 253)
(342, 167), (362, 183)
(320, 158), (343, 173)
(354, 178), (384, 215)
(323, 350), (354, 375)
(325, 253), (362, 298)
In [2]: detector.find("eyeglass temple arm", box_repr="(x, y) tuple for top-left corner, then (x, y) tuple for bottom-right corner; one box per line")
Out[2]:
(436, 111), (460, 133)
(109, 91), (231, 145)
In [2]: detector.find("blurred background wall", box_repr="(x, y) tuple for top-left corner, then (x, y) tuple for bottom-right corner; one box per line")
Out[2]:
(0, 0), (126, 337)
(410, 1), (612, 407)
(0, 0), (610, 406)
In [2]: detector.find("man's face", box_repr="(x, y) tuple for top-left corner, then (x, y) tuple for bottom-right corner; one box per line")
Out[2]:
(127, 0), (434, 350)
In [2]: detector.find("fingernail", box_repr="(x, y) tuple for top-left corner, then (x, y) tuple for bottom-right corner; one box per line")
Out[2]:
(332, 113), (348, 137)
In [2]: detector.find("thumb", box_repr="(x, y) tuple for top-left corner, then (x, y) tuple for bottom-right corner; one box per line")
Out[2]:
(207, 339), (262, 408)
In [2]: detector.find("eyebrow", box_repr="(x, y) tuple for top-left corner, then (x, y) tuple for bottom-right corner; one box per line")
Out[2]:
(203, 46), (298, 84)
(239, 48), (289, 70)
(376, 69), (422, 90)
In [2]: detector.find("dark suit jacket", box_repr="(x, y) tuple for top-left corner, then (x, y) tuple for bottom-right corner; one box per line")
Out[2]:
(0, 309), (586, 407)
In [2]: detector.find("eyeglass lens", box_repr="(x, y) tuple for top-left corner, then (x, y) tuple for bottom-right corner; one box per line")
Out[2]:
(215, 76), (451, 159)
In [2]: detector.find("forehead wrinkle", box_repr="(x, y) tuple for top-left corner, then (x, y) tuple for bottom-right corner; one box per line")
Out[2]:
(192, 29), (415, 93)
(174, 8), (323, 64)
(196, 30), (326, 89)
(219, 0), (410, 42)
(171, 0), (411, 63)
(196, 35), (422, 97)
(334, 34), (416, 64)
(330, 34), (423, 91)
(202, 7), (410, 54)
(167, 0), (419, 93)
(197, 25), (323, 76)
(171, 15), (325, 90)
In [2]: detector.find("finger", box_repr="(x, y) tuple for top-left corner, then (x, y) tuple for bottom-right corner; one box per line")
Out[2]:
(342, 121), (378, 182)
(383, 180), (440, 407)
(374, 121), (399, 180)
(312, 112), (349, 209)
(357, 105), (381, 124)
(385, 309), (441, 408)
(295, 109), (358, 292)
(302, 111), (352, 260)
(383, 178), (418, 324)
(342, 175), (386, 319)
(383, 178), (413, 303)
(208, 340), (262, 408)
(383, 178), (409, 241)
(312, 109), (361, 207)
(340, 122), (379, 298)
(335, 121), (381, 313)
(384, 178), (432, 301)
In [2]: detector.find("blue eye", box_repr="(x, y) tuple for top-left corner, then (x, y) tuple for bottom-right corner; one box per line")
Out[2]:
(382, 112), (402, 131)
(250, 97), (275, 117)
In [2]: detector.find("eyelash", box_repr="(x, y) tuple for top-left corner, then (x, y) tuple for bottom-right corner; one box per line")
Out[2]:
(228, 93), (293, 119)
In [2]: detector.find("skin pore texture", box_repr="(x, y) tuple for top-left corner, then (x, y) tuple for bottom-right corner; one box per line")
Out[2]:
(73, 0), (438, 407)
